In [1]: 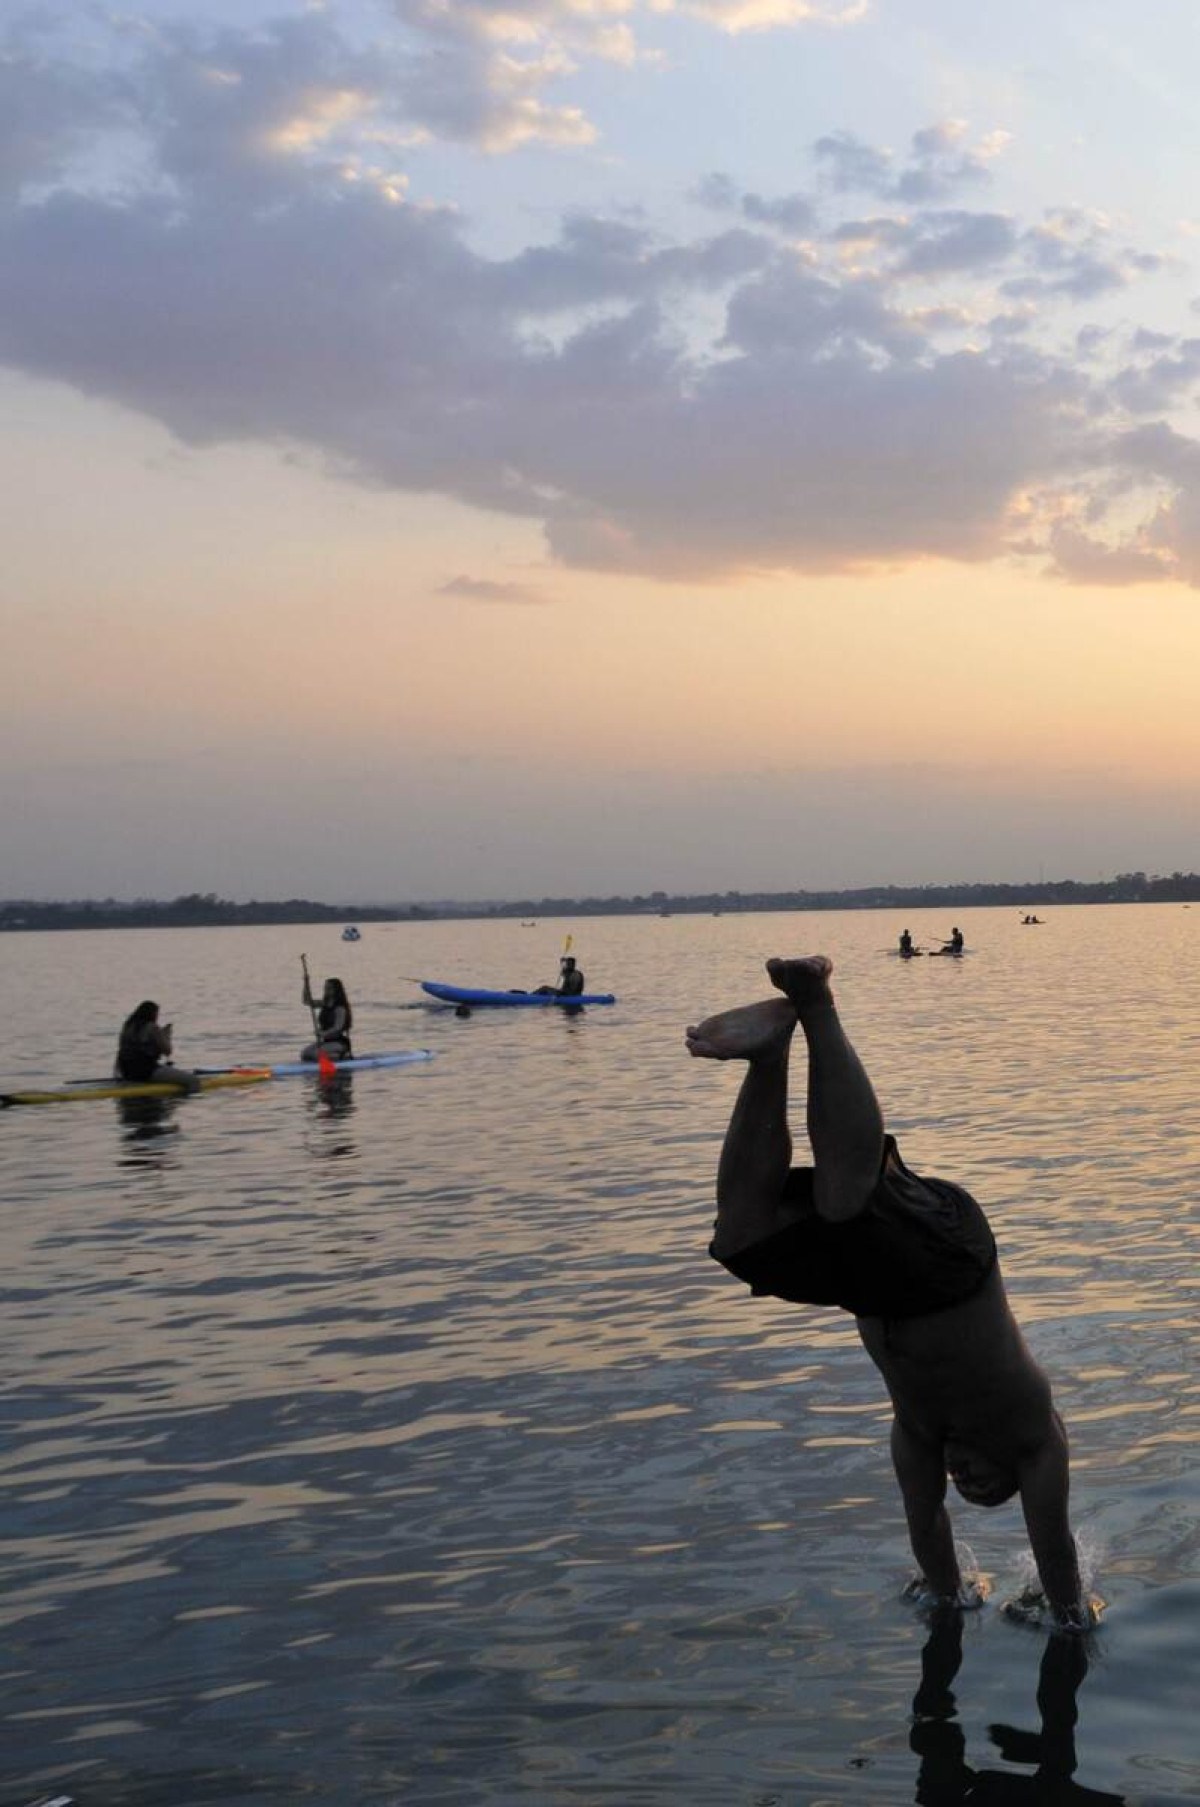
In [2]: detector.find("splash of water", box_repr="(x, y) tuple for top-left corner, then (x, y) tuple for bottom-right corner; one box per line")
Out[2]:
(1003, 1535), (1107, 1632)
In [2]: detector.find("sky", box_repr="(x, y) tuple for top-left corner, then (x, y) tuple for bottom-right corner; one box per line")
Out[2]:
(3, 0), (1200, 903)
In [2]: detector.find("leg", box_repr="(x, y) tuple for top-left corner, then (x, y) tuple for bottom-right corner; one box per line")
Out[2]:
(156, 1063), (202, 1096)
(686, 999), (798, 1258)
(766, 957), (885, 1221)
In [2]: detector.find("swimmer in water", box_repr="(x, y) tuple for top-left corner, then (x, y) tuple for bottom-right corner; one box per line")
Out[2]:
(686, 955), (1090, 1630)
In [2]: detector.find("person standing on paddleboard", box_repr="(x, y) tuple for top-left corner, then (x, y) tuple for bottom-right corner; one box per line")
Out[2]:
(687, 955), (1092, 1632)
(114, 1000), (200, 1093)
(301, 974), (353, 1063)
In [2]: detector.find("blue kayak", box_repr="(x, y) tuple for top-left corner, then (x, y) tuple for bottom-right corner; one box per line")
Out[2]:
(421, 981), (615, 1007)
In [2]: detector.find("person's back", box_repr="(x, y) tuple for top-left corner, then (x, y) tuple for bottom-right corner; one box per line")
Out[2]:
(558, 958), (585, 996)
(116, 1001), (168, 1081)
(115, 999), (200, 1092)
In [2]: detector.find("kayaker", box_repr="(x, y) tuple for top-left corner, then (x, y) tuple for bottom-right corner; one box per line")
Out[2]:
(686, 954), (1091, 1630)
(557, 955), (585, 997)
(899, 929), (914, 957)
(944, 927), (965, 953)
(531, 955), (586, 998)
(114, 1000), (200, 1093)
(301, 975), (353, 1061)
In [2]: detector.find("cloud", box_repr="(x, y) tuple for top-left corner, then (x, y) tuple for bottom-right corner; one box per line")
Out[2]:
(0, 21), (125, 196)
(438, 575), (550, 603)
(1003, 209), (1163, 302)
(0, 15), (1193, 588)
(668, 0), (869, 32)
(380, 0), (858, 150)
(693, 173), (815, 235)
(1047, 525), (1172, 586)
(815, 120), (1004, 203)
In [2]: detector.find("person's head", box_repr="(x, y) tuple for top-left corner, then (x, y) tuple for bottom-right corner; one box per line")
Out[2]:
(944, 1440), (1019, 1508)
(323, 979), (348, 1007)
(560, 956), (576, 972)
(131, 1000), (159, 1025)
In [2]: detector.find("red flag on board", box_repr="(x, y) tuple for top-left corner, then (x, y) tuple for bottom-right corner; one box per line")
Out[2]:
(317, 1050), (337, 1079)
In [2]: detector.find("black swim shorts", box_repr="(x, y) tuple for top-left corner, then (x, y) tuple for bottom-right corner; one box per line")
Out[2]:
(712, 1137), (997, 1319)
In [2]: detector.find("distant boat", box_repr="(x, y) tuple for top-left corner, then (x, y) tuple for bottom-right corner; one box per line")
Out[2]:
(341, 926), (362, 942)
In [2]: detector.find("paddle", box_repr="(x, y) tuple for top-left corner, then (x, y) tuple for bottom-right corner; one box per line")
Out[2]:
(301, 954), (321, 1041)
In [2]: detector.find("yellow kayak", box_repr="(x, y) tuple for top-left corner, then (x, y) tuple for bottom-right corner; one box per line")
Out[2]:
(1, 1070), (272, 1107)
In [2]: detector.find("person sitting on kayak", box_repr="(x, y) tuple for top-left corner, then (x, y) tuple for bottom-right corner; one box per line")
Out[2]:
(944, 927), (964, 953)
(301, 976), (353, 1062)
(899, 930), (915, 956)
(114, 1000), (200, 1093)
(531, 955), (586, 998)
(686, 955), (1090, 1630)
(557, 955), (585, 997)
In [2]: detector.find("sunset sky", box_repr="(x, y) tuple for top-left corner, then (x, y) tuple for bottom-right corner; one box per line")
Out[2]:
(4, 0), (1200, 902)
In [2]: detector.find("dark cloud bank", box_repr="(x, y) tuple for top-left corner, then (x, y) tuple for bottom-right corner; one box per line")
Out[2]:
(2, 7), (1198, 585)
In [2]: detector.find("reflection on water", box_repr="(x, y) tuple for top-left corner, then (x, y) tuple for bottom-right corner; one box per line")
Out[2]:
(0, 907), (1197, 1804)
(302, 1072), (357, 1161)
(115, 1096), (182, 1169)
(911, 1614), (1123, 1805)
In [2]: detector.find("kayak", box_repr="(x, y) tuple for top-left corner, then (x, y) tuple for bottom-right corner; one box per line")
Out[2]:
(2, 1070), (272, 1108)
(421, 981), (616, 1007)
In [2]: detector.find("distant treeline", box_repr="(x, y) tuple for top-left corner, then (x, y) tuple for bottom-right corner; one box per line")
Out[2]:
(2, 871), (1199, 931)
(0, 894), (436, 931)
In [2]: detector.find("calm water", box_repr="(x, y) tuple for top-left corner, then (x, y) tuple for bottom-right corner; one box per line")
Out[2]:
(1, 907), (1197, 1806)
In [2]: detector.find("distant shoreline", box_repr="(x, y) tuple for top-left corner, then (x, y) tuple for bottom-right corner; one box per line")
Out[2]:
(1, 873), (1196, 930)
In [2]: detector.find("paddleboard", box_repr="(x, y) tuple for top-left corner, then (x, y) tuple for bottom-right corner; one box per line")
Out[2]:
(254, 1050), (435, 1076)
(420, 981), (615, 1007)
(62, 1051), (436, 1087)
(2, 1070), (272, 1108)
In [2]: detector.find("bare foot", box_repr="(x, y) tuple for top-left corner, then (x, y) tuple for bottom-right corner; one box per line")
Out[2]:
(685, 998), (796, 1060)
(766, 955), (834, 1011)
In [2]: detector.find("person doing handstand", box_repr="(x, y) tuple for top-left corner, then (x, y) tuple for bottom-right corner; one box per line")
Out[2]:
(686, 955), (1088, 1630)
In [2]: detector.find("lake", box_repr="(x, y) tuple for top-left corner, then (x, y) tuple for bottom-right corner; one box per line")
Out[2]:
(1, 905), (1197, 1805)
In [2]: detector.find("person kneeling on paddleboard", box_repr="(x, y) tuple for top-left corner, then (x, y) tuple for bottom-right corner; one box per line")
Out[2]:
(115, 1000), (200, 1093)
(301, 975), (353, 1062)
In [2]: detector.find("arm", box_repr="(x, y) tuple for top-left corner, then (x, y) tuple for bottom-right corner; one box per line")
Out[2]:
(1016, 1413), (1083, 1622)
(891, 1417), (962, 1600)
